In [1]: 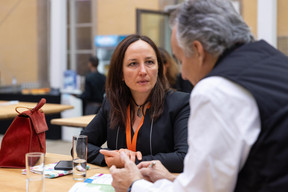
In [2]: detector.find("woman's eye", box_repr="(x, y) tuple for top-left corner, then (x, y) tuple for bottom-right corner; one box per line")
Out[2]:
(128, 62), (137, 66)
(146, 60), (155, 65)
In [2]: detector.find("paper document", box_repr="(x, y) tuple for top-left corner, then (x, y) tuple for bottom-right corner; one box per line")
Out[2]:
(84, 173), (113, 184)
(69, 173), (114, 192)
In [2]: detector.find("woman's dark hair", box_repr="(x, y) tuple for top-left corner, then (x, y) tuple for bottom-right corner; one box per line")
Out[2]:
(158, 47), (179, 88)
(106, 34), (168, 129)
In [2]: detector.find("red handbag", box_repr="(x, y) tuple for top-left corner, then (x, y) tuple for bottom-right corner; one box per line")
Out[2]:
(0, 98), (48, 168)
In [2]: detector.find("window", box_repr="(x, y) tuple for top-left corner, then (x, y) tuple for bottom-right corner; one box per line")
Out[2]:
(67, 0), (94, 76)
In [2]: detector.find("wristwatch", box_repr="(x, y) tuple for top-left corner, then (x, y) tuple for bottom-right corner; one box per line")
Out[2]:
(127, 183), (133, 192)
(127, 180), (138, 192)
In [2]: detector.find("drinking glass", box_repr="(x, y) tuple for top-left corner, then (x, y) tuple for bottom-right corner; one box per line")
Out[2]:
(25, 152), (45, 192)
(72, 135), (87, 181)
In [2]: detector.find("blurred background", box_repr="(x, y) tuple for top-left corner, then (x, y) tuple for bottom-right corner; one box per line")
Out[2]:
(0, 0), (287, 143)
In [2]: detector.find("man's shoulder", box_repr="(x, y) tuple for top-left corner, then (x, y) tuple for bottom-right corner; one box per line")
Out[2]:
(87, 72), (106, 80)
(165, 90), (190, 106)
(95, 72), (106, 79)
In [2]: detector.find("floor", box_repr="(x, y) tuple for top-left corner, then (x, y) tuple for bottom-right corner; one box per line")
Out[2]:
(0, 134), (72, 155)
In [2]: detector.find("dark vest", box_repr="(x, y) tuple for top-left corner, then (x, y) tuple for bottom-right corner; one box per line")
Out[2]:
(206, 40), (288, 192)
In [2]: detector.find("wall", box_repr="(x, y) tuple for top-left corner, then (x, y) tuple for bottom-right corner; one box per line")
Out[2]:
(277, 0), (288, 55)
(242, 0), (257, 38)
(242, 0), (288, 37)
(242, 0), (288, 54)
(95, 0), (159, 35)
(278, 0), (288, 36)
(0, 0), (38, 86)
(1, 0), (288, 87)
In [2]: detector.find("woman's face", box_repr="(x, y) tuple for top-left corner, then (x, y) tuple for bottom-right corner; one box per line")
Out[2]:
(122, 40), (158, 98)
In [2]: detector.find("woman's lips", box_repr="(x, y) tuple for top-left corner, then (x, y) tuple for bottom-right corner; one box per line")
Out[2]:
(137, 80), (149, 85)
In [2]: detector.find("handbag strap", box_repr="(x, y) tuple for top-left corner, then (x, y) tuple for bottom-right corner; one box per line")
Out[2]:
(15, 98), (46, 114)
(15, 106), (32, 114)
(31, 98), (46, 113)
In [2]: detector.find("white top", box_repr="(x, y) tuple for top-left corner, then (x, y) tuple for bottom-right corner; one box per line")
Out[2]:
(132, 76), (261, 192)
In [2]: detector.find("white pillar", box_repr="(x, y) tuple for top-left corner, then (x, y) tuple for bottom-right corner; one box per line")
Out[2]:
(49, 0), (67, 89)
(257, 0), (277, 47)
(69, 0), (77, 71)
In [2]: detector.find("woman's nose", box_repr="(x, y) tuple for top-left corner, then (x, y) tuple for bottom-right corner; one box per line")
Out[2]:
(139, 63), (147, 74)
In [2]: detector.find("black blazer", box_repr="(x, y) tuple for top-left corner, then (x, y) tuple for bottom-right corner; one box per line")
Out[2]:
(80, 90), (190, 172)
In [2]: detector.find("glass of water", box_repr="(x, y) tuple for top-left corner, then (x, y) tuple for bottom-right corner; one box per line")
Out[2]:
(25, 152), (45, 192)
(72, 135), (88, 181)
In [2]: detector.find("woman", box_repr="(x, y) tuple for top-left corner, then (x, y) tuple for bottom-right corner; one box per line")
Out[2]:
(80, 34), (190, 173)
(158, 47), (193, 93)
(158, 47), (180, 88)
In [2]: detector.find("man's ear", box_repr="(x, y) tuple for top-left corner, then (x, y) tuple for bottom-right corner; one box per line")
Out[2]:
(192, 40), (205, 65)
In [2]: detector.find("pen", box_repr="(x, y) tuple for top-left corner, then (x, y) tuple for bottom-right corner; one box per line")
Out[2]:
(149, 161), (156, 168)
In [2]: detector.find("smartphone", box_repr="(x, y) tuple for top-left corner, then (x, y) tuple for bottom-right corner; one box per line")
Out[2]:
(54, 160), (73, 171)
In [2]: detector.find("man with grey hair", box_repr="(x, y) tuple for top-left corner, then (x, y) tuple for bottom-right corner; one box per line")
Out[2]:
(109, 0), (288, 191)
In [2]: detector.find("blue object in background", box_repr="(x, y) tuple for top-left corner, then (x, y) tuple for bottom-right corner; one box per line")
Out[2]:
(94, 35), (127, 48)
(63, 70), (77, 90)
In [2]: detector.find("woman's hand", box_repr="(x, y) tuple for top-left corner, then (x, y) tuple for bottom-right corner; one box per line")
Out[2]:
(137, 160), (176, 182)
(100, 149), (123, 167)
(118, 148), (142, 163)
(100, 149), (142, 168)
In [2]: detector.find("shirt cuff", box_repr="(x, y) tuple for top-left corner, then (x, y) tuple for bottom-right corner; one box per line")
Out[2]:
(131, 179), (154, 192)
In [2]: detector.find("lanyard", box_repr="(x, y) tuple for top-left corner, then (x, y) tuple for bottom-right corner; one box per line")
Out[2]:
(126, 104), (150, 151)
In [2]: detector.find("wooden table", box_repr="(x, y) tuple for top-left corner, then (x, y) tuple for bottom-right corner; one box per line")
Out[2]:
(0, 100), (74, 120)
(50, 115), (95, 128)
(0, 153), (110, 192)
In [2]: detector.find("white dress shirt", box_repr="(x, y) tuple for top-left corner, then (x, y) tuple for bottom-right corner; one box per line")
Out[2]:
(132, 77), (261, 192)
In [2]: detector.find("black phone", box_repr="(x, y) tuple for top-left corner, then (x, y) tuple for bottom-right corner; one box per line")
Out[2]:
(54, 160), (73, 171)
